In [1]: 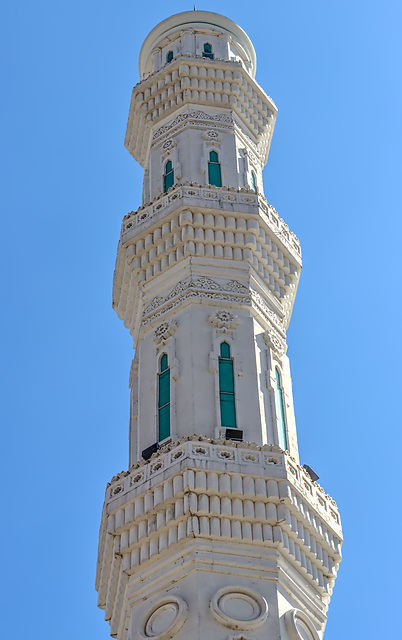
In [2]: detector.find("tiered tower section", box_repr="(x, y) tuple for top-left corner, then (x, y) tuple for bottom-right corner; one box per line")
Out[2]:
(97, 11), (342, 640)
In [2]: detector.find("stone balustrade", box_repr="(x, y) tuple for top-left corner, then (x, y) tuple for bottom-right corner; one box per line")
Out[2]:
(121, 184), (301, 262)
(96, 437), (342, 630)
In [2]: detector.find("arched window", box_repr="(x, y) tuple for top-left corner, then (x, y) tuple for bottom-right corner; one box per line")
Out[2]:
(202, 43), (214, 59)
(219, 342), (236, 428)
(163, 160), (174, 192)
(166, 50), (173, 63)
(274, 367), (288, 450)
(158, 354), (170, 441)
(251, 171), (257, 193)
(208, 150), (222, 187)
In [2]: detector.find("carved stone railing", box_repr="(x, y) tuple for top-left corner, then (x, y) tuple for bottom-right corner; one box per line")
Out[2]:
(121, 184), (301, 262)
(105, 436), (341, 538)
(96, 436), (342, 628)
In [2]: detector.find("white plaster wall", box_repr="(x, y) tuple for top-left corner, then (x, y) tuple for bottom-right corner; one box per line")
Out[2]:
(127, 556), (283, 640)
(135, 303), (266, 457)
(153, 33), (234, 75)
(147, 107), (262, 201)
(130, 278), (299, 463)
(122, 542), (326, 640)
(140, 11), (256, 79)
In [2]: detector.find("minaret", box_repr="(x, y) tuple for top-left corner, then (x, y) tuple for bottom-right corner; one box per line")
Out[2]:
(96, 11), (342, 640)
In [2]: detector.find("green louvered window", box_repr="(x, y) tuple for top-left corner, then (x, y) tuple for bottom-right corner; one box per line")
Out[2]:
(274, 367), (288, 450)
(163, 160), (174, 193)
(202, 43), (214, 59)
(208, 151), (222, 187)
(251, 171), (257, 193)
(219, 342), (237, 428)
(166, 50), (173, 63)
(158, 354), (170, 441)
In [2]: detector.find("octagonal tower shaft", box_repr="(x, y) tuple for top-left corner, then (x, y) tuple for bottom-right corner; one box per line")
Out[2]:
(97, 11), (342, 640)
(114, 11), (302, 466)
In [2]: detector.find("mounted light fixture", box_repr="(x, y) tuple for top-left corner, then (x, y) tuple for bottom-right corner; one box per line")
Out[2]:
(225, 428), (243, 442)
(303, 464), (319, 482)
(142, 442), (160, 461)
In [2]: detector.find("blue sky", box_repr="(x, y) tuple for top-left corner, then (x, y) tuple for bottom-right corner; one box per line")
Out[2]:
(1, 1), (401, 638)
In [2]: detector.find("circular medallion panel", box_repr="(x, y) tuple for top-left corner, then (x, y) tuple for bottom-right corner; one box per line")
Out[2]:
(141, 596), (188, 640)
(210, 586), (268, 630)
(283, 609), (320, 640)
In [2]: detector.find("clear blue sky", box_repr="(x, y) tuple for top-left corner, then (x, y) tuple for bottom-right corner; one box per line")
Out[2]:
(1, 1), (401, 638)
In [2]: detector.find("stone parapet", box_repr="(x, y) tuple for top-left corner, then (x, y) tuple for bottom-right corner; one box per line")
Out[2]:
(121, 184), (301, 261)
(139, 11), (257, 79)
(96, 437), (342, 634)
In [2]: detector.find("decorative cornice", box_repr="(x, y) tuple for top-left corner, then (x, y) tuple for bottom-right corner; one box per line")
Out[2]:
(251, 290), (285, 335)
(125, 58), (277, 167)
(143, 276), (250, 323)
(152, 109), (234, 142)
(114, 194), (301, 334)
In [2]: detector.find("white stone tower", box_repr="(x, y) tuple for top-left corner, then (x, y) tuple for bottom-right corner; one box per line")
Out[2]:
(96, 11), (342, 640)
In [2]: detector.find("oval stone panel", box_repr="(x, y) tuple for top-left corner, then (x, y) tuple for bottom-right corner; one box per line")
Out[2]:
(142, 596), (188, 640)
(210, 586), (268, 630)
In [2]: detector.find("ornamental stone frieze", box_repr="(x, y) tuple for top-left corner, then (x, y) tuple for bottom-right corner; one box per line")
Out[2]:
(152, 109), (235, 144)
(144, 277), (249, 320)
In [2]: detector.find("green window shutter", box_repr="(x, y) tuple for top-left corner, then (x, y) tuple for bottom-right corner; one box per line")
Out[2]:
(220, 394), (237, 428)
(275, 368), (288, 450)
(159, 369), (170, 407)
(158, 404), (170, 441)
(160, 353), (168, 372)
(219, 342), (237, 428)
(158, 355), (170, 441)
(219, 359), (234, 393)
(251, 171), (257, 193)
(220, 341), (230, 359)
(163, 161), (174, 192)
(208, 151), (222, 187)
(202, 43), (214, 59)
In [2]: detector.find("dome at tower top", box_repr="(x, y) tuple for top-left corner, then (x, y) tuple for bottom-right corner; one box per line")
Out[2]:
(139, 10), (257, 79)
